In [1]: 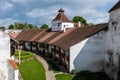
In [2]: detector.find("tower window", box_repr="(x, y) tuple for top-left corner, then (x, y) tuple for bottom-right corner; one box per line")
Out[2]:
(58, 22), (61, 27)
(114, 26), (117, 31)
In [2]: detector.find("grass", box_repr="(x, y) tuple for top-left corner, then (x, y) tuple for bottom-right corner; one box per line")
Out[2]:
(19, 58), (46, 80)
(14, 50), (34, 60)
(42, 56), (60, 73)
(47, 60), (60, 73)
(55, 74), (73, 80)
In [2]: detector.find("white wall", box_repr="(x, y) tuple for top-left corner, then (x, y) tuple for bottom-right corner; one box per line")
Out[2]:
(70, 31), (106, 73)
(52, 21), (74, 31)
(52, 21), (62, 31)
(105, 8), (120, 80)
(61, 22), (74, 30)
(0, 30), (10, 80)
(0, 30), (18, 80)
(8, 60), (19, 80)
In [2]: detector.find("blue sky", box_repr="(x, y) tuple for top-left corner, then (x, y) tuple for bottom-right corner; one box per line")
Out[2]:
(0, 0), (118, 28)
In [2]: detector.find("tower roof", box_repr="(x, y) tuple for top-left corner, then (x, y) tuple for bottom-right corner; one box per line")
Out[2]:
(58, 8), (64, 13)
(109, 0), (120, 12)
(52, 8), (71, 22)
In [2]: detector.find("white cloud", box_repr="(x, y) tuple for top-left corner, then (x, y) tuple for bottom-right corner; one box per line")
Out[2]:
(0, 18), (18, 28)
(0, 1), (12, 12)
(0, 0), (119, 27)
(12, 0), (32, 3)
(26, 7), (57, 19)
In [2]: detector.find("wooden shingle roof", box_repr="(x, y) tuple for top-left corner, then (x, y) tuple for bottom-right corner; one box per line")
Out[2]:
(52, 23), (108, 50)
(52, 8), (71, 22)
(16, 23), (108, 51)
(16, 29), (43, 41)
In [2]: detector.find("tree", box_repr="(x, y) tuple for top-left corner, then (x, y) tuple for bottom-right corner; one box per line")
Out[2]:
(0, 26), (5, 29)
(88, 23), (94, 26)
(8, 22), (39, 29)
(8, 24), (14, 29)
(72, 16), (88, 26)
(33, 25), (38, 29)
(40, 24), (49, 29)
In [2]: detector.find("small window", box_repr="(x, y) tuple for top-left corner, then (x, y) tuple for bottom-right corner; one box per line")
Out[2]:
(114, 26), (117, 31)
(58, 22), (61, 27)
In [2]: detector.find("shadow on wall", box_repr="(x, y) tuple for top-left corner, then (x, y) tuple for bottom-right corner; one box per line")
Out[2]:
(73, 34), (105, 72)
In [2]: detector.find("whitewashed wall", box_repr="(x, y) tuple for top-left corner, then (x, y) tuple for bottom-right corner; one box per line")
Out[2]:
(0, 30), (18, 80)
(0, 30), (10, 80)
(70, 31), (106, 73)
(52, 21), (62, 31)
(105, 8), (120, 80)
(8, 61), (19, 80)
(52, 21), (74, 31)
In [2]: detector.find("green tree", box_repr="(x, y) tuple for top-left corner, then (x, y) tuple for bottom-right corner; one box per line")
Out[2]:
(28, 24), (33, 29)
(8, 24), (14, 29)
(40, 24), (49, 29)
(0, 26), (5, 29)
(33, 25), (38, 29)
(73, 16), (88, 26)
(88, 23), (94, 26)
(8, 22), (39, 29)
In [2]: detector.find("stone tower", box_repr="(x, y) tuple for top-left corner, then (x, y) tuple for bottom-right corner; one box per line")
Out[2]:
(51, 8), (74, 32)
(105, 1), (120, 80)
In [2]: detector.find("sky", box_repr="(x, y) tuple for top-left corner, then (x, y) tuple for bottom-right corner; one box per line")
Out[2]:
(0, 0), (119, 28)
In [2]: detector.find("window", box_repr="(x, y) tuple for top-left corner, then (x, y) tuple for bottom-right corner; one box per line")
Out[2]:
(58, 22), (61, 27)
(114, 26), (117, 31)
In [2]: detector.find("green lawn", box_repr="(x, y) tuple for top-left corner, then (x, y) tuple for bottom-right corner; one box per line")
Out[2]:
(47, 60), (60, 73)
(56, 74), (73, 80)
(14, 50), (34, 60)
(42, 56), (60, 73)
(19, 58), (46, 80)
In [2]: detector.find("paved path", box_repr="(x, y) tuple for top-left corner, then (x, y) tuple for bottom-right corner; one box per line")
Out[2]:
(35, 55), (56, 80)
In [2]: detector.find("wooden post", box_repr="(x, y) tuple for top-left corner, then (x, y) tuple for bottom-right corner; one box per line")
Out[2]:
(18, 45), (21, 65)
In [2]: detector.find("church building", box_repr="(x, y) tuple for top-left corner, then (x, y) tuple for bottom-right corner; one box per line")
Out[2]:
(16, 8), (108, 73)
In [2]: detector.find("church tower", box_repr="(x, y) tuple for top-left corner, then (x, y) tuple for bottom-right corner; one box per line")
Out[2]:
(105, 1), (120, 80)
(51, 8), (74, 32)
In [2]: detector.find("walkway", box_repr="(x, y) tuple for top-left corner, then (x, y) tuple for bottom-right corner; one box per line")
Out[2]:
(35, 55), (56, 80)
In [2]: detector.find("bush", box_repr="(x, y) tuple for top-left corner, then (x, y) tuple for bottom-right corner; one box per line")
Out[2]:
(71, 69), (76, 75)
(14, 50), (34, 60)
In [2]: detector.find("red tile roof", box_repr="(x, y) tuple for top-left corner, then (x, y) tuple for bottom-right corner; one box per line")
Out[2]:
(43, 32), (62, 44)
(16, 23), (108, 51)
(30, 29), (47, 41)
(8, 59), (18, 70)
(16, 29), (43, 41)
(38, 32), (57, 43)
(48, 28), (76, 44)
(109, 1), (120, 12)
(8, 32), (19, 38)
(52, 8), (71, 22)
(52, 23), (108, 50)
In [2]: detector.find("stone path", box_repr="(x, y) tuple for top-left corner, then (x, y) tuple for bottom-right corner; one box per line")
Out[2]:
(35, 55), (56, 80)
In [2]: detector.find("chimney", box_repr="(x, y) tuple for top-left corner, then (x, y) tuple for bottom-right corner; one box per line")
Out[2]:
(78, 21), (81, 27)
